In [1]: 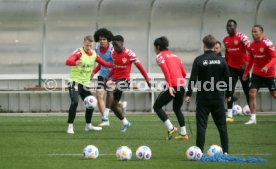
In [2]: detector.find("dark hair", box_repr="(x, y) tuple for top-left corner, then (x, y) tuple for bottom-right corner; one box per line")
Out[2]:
(253, 24), (264, 32)
(227, 19), (237, 26)
(84, 35), (93, 42)
(112, 35), (124, 42)
(203, 34), (216, 49)
(154, 36), (169, 51)
(93, 28), (113, 42)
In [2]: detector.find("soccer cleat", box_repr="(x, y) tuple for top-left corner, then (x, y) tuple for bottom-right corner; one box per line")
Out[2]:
(174, 134), (189, 141)
(167, 127), (177, 140)
(98, 120), (110, 127)
(226, 117), (234, 123)
(120, 122), (131, 132)
(67, 125), (74, 134)
(245, 119), (256, 125)
(85, 125), (102, 131)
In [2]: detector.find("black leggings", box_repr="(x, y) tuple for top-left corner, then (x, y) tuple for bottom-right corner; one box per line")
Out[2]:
(67, 82), (93, 124)
(227, 67), (250, 109)
(153, 86), (186, 127)
(196, 100), (228, 153)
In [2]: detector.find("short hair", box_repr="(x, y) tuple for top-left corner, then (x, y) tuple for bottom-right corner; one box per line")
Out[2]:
(253, 24), (264, 32)
(203, 34), (216, 49)
(112, 35), (124, 42)
(227, 19), (237, 26)
(215, 40), (222, 47)
(84, 35), (93, 42)
(154, 36), (169, 51)
(93, 28), (113, 42)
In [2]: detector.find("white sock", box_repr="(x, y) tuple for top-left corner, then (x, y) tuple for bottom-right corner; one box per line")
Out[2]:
(86, 123), (92, 127)
(122, 118), (129, 125)
(251, 114), (256, 121)
(68, 123), (73, 128)
(180, 126), (187, 136)
(103, 108), (110, 117)
(227, 109), (233, 118)
(164, 119), (173, 131)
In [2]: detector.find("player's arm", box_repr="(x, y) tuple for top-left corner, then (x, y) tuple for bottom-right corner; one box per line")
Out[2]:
(105, 68), (114, 80)
(264, 41), (276, 69)
(179, 60), (187, 78)
(133, 61), (150, 82)
(65, 49), (81, 66)
(186, 58), (198, 98)
(95, 55), (113, 68)
(156, 55), (172, 87)
(239, 33), (251, 50)
(243, 51), (254, 78)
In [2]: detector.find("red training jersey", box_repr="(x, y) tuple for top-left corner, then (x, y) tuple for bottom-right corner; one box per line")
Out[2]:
(243, 37), (276, 78)
(108, 48), (150, 81)
(156, 50), (186, 87)
(223, 32), (251, 69)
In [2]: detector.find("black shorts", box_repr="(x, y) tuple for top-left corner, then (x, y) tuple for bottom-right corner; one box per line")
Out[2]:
(114, 79), (130, 101)
(96, 76), (107, 90)
(249, 74), (276, 91)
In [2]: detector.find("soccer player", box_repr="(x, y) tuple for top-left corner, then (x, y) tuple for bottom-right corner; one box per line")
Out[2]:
(186, 35), (231, 154)
(223, 19), (251, 122)
(153, 36), (188, 140)
(65, 35), (114, 134)
(214, 41), (223, 57)
(242, 25), (276, 124)
(92, 28), (114, 127)
(106, 35), (151, 132)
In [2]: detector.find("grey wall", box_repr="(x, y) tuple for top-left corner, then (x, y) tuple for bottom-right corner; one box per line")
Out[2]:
(0, 0), (275, 74)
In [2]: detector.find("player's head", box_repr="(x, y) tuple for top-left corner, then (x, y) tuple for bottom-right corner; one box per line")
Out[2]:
(226, 19), (237, 36)
(83, 35), (94, 53)
(93, 28), (113, 48)
(214, 40), (222, 56)
(202, 34), (216, 51)
(112, 35), (124, 53)
(154, 36), (169, 54)
(252, 24), (264, 41)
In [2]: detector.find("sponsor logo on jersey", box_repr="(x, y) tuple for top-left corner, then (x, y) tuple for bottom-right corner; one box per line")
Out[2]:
(209, 60), (221, 64)
(203, 60), (208, 66)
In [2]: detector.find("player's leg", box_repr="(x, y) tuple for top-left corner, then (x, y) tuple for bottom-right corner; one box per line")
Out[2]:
(172, 86), (188, 140)
(67, 82), (79, 134)
(110, 79), (131, 132)
(210, 100), (229, 153)
(238, 70), (250, 106)
(267, 77), (276, 99)
(196, 101), (210, 153)
(79, 84), (102, 131)
(226, 68), (239, 121)
(96, 76), (110, 126)
(245, 74), (260, 124)
(153, 88), (175, 139)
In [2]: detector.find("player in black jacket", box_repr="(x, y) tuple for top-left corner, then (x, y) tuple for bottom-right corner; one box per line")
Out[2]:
(185, 35), (231, 154)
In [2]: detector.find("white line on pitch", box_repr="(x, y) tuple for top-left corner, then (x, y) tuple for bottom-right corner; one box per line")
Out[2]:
(48, 153), (115, 156)
(232, 153), (272, 156)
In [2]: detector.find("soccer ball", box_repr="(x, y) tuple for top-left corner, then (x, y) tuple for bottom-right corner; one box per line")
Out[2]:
(116, 146), (132, 160)
(232, 105), (242, 116)
(83, 145), (99, 160)
(136, 145), (152, 160)
(84, 95), (97, 109)
(186, 146), (203, 161)
(242, 105), (251, 116)
(207, 145), (223, 156)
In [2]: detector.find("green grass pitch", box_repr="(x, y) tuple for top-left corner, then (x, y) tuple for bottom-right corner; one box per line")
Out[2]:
(0, 114), (275, 169)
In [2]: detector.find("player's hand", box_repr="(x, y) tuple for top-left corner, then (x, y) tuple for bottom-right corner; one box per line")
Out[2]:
(146, 80), (152, 89)
(76, 59), (82, 66)
(225, 96), (231, 102)
(185, 97), (191, 106)
(169, 87), (176, 97)
(261, 66), (268, 73)
(242, 75), (248, 81)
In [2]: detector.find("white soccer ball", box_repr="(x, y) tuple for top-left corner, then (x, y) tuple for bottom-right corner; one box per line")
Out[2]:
(116, 146), (132, 161)
(232, 105), (242, 116)
(186, 146), (203, 161)
(84, 95), (97, 109)
(136, 145), (152, 160)
(207, 145), (223, 156)
(242, 105), (251, 116)
(83, 145), (99, 160)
